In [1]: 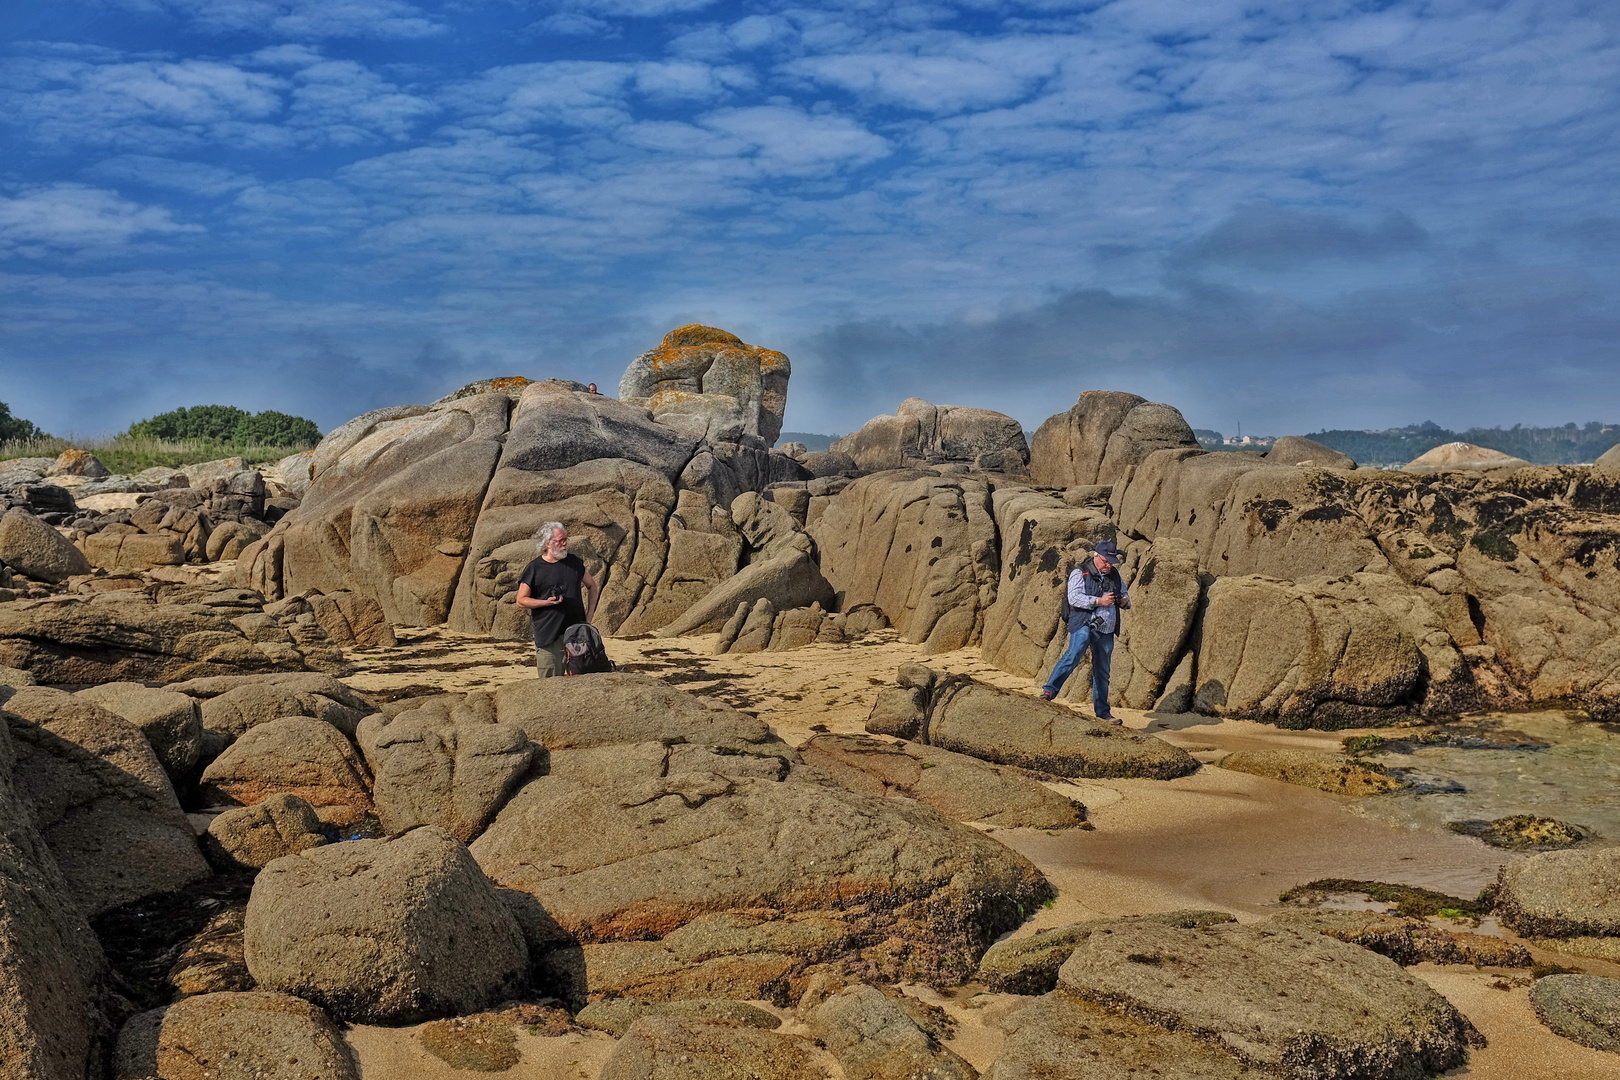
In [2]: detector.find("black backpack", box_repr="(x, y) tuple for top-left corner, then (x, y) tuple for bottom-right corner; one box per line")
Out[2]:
(562, 622), (615, 675)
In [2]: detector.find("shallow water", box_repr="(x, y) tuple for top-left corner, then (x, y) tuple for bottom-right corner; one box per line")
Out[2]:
(1350, 710), (1620, 846)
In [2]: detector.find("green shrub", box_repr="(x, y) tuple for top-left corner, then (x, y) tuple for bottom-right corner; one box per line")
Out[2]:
(127, 404), (250, 442)
(0, 401), (48, 443)
(231, 410), (320, 447)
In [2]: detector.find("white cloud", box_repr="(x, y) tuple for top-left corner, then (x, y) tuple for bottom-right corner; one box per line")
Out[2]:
(119, 0), (444, 39)
(0, 185), (198, 257)
(781, 39), (1066, 113)
(85, 156), (253, 197)
(699, 106), (889, 174)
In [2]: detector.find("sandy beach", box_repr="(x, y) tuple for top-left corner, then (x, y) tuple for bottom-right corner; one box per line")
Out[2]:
(331, 629), (1620, 1078)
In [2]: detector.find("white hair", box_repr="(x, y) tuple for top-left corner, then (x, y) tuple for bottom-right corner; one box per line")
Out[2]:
(534, 522), (567, 553)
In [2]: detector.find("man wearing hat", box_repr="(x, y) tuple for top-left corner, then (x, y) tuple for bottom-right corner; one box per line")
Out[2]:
(1040, 539), (1131, 722)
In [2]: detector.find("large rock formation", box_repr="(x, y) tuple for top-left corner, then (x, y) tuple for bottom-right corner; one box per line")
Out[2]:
(244, 825), (528, 1024)
(0, 507), (91, 583)
(3, 688), (209, 916)
(114, 991), (359, 1080)
(0, 585), (347, 684)
(0, 703), (111, 1080)
(1405, 441), (1529, 472)
(833, 397), (1028, 473)
(618, 324), (791, 446)
(1029, 390), (1199, 487)
(810, 471), (999, 652)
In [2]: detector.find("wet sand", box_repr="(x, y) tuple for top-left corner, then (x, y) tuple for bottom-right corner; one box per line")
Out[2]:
(336, 628), (1620, 1078)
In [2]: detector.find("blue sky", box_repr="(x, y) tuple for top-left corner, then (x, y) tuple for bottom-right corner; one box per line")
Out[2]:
(2, 0), (1618, 440)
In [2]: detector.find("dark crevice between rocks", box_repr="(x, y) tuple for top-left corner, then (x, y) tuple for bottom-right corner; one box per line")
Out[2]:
(92, 873), (257, 1012)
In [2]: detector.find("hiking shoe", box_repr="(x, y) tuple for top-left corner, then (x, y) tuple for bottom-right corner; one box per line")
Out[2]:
(1096, 714), (1122, 725)
(1039, 688), (1057, 700)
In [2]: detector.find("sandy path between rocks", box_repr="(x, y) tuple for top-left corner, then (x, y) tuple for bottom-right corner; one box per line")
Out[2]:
(336, 628), (1617, 1079)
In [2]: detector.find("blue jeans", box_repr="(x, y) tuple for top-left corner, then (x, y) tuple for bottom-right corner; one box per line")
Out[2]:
(1042, 623), (1115, 716)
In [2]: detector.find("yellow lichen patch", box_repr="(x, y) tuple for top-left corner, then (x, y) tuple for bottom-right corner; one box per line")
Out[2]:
(663, 324), (742, 349)
(647, 388), (712, 409)
(757, 349), (790, 374)
(488, 376), (530, 394)
(51, 448), (101, 475)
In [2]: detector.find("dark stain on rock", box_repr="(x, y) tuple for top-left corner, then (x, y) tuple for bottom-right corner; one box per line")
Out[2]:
(1037, 547), (1060, 573)
(1299, 504), (1349, 523)
(1471, 531), (1520, 562)
(1245, 498), (1294, 531)
(1138, 558), (1157, 588)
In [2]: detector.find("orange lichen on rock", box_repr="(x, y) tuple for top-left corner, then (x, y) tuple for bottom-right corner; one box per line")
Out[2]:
(663, 324), (743, 349)
(488, 376), (531, 394)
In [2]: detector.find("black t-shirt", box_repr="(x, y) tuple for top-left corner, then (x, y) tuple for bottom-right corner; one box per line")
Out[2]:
(518, 553), (587, 646)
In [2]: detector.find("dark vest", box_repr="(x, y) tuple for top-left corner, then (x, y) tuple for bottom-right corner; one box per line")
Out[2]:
(1064, 562), (1123, 634)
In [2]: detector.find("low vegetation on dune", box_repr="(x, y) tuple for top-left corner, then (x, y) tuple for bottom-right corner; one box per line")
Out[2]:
(0, 402), (322, 473)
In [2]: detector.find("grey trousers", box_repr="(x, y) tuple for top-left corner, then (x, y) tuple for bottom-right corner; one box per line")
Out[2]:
(535, 638), (567, 678)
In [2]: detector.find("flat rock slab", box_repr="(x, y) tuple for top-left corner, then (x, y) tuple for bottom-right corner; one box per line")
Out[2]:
(493, 672), (792, 755)
(926, 678), (1199, 780)
(799, 733), (1084, 829)
(978, 912), (1236, 996)
(471, 739), (1050, 985)
(985, 990), (1269, 1080)
(1529, 974), (1620, 1054)
(1265, 909), (1531, 968)
(1056, 919), (1478, 1080)
(1495, 847), (1620, 939)
(578, 998), (782, 1037)
(1217, 749), (1402, 796)
(601, 1016), (831, 1080)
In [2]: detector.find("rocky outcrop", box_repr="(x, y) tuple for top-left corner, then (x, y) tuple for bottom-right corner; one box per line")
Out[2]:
(265, 589), (394, 649)
(1216, 749), (1402, 795)
(471, 732), (1051, 984)
(1028, 390), (1198, 488)
(200, 718), (374, 827)
(0, 507), (92, 583)
(245, 825), (528, 1024)
(170, 672), (377, 741)
(0, 704), (112, 1080)
(977, 911), (1236, 996)
(1494, 847), (1620, 942)
(1267, 435), (1356, 469)
(711, 601), (853, 653)
(1529, 974), (1620, 1054)
(4, 687), (209, 916)
(114, 991), (359, 1080)
(921, 676), (1199, 779)
(74, 682), (203, 781)
(806, 983), (976, 1080)
(1406, 442), (1529, 472)
(201, 793), (328, 872)
(599, 1015), (823, 1080)
(800, 733), (1085, 829)
(1055, 919), (1478, 1079)
(0, 586), (347, 684)
(577, 997), (781, 1037)
(810, 471), (999, 652)
(833, 397), (1028, 473)
(1194, 575), (1425, 728)
(356, 700), (535, 842)
(655, 492), (832, 637)
(619, 324), (791, 445)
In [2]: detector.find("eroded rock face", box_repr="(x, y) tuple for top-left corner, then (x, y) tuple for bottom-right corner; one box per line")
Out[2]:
(1529, 974), (1620, 1054)
(201, 717), (373, 827)
(471, 737), (1050, 985)
(356, 701), (534, 842)
(1195, 576), (1424, 728)
(619, 324), (791, 446)
(977, 912), (1236, 996)
(1056, 919), (1477, 1079)
(1267, 435), (1356, 470)
(0, 587), (347, 685)
(1029, 391), (1198, 488)
(74, 682), (203, 781)
(114, 991), (359, 1080)
(171, 672), (377, 741)
(245, 825), (528, 1024)
(4, 688), (209, 916)
(833, 397), (1028, 473)
(811, 471), (999, 652)
(0, 708), (111, 1080)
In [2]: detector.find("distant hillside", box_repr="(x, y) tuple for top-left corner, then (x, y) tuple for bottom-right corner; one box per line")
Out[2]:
(1307, 421), (1620, 467)
(779, 431), (840, 452)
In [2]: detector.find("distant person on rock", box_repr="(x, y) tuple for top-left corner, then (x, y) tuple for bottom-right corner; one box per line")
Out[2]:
(587, 383), (599, 394)
(1040, 540), (1130, 722)
(516, 522), (599, 678)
